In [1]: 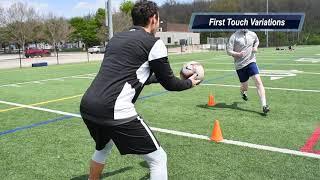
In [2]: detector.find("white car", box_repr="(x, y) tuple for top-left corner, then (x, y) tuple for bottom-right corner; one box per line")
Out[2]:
(88, 46), (105, 54)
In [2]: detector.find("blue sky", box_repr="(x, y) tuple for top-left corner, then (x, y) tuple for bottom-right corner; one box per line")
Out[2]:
(0, 0), (191, 18)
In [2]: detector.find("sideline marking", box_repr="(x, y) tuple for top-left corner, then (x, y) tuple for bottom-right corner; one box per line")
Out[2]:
(0, 94), (83, 113)
(0, 73), (97, 88)
(0, 99), (320, 159)
(201, 83), (320, 93)
(0, 116), (73, 136)
(300, 127), (320, 154)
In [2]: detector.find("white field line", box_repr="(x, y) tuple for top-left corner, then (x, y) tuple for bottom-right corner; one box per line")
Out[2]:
(0, 99), (319, 159)
(297, 71), (320, 75)
(170, 57), (227, 65)
(204, 62), (320, 66)
(0, 58), (220, 88)
(151, 127), (320, 159)
(0, 100), (81, 118)
(72, 76), (95, 79)
(204, 69), (320, 75)
(2, 57), (316, 88)
(0, 58), (217, 88)
(0, 73), (97, 88)
(171, 57), (291, 65)
(201, 83), (320, 93)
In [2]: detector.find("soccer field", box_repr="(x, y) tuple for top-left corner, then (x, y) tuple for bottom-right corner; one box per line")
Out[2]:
(1, 46), (320, 179)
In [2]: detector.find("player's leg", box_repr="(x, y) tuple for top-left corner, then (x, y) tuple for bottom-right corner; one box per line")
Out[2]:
(143, 146), (167, 180)
(251, 74), (266, 105)
(248, 62), (270, 114)
(138, 116), (167, 180)
(251, 74), (269, 113)
(111, 116), (167, 180)
(89, 140), (114, 180)
(83, 119), (114, 180)
(88, 160), (104, 180)
(236, 68), (250, 101)
(240, 81), (249, 101)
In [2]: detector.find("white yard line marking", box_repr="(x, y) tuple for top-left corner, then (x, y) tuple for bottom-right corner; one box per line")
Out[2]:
(299, 71), (320, 75)
(202, 83), (320, 93)
(51, 78), (65, 81)
(0, 100), (81, 118)
(8, 84), (21, 87)
(171, 58), (220, 65)
(205, 62), (320, 66)
(33, 81), (43, 84)
(0, 73), (96, 88)
(295, 58), (320, 63)
(0, 99), (319, 159)
(72, 76), (95, 79)
(1, 58), (224, 88)
(205, 69), (320, 75)
(151, 127), (320, 159)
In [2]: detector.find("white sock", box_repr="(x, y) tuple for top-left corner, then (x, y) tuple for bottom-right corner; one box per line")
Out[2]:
(92, 140), (114, 164)
(241, 90), (247, 95)
(260, 96), (267, 107)
(143, 147), (168, 180)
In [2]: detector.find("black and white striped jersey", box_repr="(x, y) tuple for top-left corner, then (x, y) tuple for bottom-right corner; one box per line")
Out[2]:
(80, 26), (192, 126)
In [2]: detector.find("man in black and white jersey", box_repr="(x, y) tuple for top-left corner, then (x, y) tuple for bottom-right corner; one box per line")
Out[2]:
(80, 1), (200, 179)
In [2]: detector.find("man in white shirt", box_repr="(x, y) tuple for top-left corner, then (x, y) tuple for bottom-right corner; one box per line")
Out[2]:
(227, 29), (270, 115)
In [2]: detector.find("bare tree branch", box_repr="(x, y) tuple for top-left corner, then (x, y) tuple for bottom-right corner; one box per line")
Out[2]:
(0, 6), (4, 26)
(112, 12), (132, 33)
(44, 13), (72, 52)
(2, 2), (39, 51)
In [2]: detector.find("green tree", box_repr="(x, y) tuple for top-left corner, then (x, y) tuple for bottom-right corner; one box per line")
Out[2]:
(95, 8), (107, 44)
(69, 16), (100, 48)
(120, 0), (134, 15)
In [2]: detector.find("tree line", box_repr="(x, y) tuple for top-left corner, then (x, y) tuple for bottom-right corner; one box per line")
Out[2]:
(0, 1), (132, 53)
(1, 0), (319, 51)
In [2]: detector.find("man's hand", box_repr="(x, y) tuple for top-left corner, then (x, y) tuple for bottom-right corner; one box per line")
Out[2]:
(188, 73), (201, 87)
(234, 51), (246, 58)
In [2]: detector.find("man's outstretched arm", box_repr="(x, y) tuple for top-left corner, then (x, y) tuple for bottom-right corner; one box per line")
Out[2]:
(148, 40), (199, 91)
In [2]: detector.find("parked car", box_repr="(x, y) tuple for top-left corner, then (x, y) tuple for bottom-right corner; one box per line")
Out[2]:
(25, 48), (51, 58)
(88, 46), (105, 54)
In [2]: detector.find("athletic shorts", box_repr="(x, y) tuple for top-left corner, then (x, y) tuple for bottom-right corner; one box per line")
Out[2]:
(236, 62), (260, 83)
(83, 116), (160, 155)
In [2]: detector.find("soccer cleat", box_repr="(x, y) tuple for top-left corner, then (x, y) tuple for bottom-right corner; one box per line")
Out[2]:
(263, 105), (270, 114)
(241, 92), (248, 101)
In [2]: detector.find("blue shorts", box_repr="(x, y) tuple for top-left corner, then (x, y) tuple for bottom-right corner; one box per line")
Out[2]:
(236, 62), (259, 83)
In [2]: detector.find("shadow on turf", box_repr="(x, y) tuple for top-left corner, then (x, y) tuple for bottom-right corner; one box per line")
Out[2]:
(139, 161), (150, 180)
(197, 102), (266, 116)
(70, 166), (133, 180)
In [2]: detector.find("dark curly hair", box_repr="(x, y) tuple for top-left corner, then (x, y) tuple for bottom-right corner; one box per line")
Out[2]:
(131, 0), (159, 27)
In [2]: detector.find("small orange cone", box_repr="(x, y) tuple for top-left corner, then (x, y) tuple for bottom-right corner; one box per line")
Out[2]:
(210, 120), (223, 142)
(207, 94), (215, 106)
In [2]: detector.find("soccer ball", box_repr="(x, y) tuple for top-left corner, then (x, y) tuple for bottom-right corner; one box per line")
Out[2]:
(180, 61), (205, 81)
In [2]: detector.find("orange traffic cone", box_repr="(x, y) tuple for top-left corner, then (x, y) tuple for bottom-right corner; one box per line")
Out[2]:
(210, 120), (223, 142)
(207, 94), (215, 106)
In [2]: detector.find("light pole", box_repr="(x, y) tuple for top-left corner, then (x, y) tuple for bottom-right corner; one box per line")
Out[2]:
(105, 0), (113, 40)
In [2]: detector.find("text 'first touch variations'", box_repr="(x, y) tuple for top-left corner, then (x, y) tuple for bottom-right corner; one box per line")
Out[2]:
(208, 18), (286, 27)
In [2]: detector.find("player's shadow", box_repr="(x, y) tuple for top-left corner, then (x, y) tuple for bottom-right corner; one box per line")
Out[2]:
(197, 102), (266, 116)
(139, 161), (150, 180)
(70, 166), (133, 180)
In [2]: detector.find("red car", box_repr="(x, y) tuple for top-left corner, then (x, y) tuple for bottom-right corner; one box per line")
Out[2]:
(25, 48), (51, 58)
